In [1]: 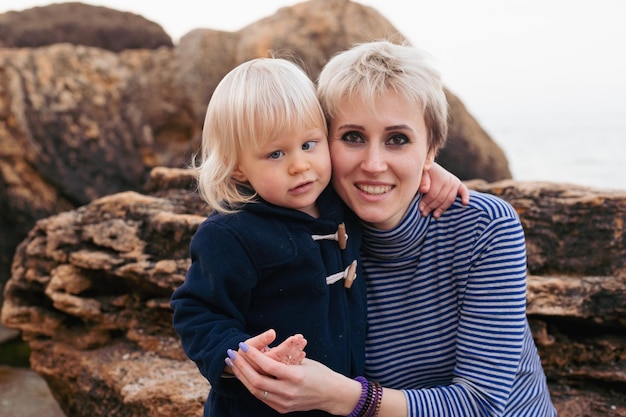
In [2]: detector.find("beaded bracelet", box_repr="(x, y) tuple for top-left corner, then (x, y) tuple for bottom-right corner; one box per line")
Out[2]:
(370, 381), (383, 417)
(364, 381), (377, 417)
(366, 382), (383, 417)
(347, 377), (384, 417)
(347, 376), (369, 417)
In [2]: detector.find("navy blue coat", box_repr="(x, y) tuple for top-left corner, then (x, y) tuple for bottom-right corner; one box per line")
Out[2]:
(170, 187), (366, 416)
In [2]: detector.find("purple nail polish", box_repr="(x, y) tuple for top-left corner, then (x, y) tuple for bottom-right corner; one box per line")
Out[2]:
(238, 342), (249, 352)
(225, 357), (233, 367)
(227, 349), (236, 360)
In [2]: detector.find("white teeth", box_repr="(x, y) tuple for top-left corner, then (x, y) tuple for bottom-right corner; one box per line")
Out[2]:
(357, 184), (392, 195)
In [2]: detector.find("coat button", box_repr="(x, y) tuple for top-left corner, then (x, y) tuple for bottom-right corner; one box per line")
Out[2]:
(344, 260), (357, 288)
(337, 223), (347, 250)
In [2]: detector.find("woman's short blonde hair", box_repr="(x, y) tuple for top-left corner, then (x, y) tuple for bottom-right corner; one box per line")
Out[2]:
(196, 58), (327, 212)
(317, 40), (448, 155)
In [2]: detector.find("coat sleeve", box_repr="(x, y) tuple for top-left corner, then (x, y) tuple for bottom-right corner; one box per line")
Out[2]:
(170, 220), (259, 393)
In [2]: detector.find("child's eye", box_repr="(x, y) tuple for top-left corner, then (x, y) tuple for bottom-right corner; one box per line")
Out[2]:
(268, 150), (284, 160)
(302, 140), (317, 151)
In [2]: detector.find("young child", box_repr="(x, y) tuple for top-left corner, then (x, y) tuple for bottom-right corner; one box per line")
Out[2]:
(170, 57), (366, 417)
(170, 57), (467, 417)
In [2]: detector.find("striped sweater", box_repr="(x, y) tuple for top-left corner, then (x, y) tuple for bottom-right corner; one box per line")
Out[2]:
(361, 191), (556, 416)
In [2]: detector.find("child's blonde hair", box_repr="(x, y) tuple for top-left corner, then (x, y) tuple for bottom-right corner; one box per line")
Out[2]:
(196, 58), (327, 213)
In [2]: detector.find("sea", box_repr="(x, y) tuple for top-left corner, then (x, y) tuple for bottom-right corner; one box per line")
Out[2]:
(475, 111), (626, 192)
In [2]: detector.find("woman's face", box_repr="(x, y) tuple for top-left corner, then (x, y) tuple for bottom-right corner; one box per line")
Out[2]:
(329, 91), (434, 230)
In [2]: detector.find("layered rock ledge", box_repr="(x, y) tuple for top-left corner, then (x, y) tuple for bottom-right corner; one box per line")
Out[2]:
(1, 168), (625, 416)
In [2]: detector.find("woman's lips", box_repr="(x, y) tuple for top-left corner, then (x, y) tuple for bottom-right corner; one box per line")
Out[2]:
(356, 183), (393, 195)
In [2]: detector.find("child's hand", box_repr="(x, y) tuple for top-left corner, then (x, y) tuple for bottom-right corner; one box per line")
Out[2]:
(419, 163), (470, 218)
(264, 333), (307, 365)
(225, 329), (307, 376)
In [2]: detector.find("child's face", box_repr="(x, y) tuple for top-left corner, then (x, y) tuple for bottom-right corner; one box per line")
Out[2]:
(233, 127), (331, 217)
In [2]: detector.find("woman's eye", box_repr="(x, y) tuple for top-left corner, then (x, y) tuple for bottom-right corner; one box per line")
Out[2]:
(268, 150), (284, 160)
(302, 140), (317, 151)
(386, 134), (409, 146)
(341, 131), (364, 143)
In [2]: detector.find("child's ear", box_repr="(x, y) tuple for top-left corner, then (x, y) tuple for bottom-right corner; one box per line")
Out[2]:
(423, 150), (436, 171)
(232, 167), (248, 182)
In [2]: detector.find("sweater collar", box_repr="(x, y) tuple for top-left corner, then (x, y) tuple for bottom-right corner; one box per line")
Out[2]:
(360, 194), (430, 261)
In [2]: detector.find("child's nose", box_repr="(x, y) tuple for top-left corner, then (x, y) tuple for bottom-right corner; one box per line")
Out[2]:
(289, 155), (311, 175)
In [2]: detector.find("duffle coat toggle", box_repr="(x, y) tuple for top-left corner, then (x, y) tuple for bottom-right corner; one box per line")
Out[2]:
(312, 223), (357, 289)
(312, 222), (348, 249)
(325, 259), (358, 288)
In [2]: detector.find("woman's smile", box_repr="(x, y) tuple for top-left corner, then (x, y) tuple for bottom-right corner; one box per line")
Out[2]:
(329, 91), (434, 230)
(355, 183), (393, 196)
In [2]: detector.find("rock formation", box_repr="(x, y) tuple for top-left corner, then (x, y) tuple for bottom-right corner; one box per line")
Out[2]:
(0, 2), (173, 51)
(1, 168), (625, 416)
(0, 0), (512, 290)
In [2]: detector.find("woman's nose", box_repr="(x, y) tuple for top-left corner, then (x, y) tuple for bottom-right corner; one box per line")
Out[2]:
(360, 145), (386, 173)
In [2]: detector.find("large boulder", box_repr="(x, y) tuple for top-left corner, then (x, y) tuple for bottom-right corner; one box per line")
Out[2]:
(441, 92), (512, 182)
(1, 168), (625, 416)
(0, 2), (173, 51)
(0, 43), (196, 289)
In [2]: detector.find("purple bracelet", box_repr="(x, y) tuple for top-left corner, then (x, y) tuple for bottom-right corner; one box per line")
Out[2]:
(347, 376), (369, 417)
(365, 381), (383, 417)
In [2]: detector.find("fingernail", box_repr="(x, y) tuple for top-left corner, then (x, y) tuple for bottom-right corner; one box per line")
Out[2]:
(225, 357), (233, 367)
(238, 342), (249, 352)
(227, 349), (237, 360)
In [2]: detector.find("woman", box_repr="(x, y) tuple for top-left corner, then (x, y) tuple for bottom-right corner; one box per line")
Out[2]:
(228, 40), (556, 416)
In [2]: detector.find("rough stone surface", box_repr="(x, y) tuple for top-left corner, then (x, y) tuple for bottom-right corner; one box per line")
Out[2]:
(1, 170), (625, 416)
(0, 2), (173, 51)
(0, 43), (196, 289)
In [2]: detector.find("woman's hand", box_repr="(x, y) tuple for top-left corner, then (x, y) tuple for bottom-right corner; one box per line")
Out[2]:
(419, 162), (470, 218)
(224, 329), (306, 374)
(227, 338), (361, 415)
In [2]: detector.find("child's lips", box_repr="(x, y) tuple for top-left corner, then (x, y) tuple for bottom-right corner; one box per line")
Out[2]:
(290, 180), (315, 194)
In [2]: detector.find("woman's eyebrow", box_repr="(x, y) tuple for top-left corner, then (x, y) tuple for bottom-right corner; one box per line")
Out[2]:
(385, 124), (413, 132)
(336, 123), (363, 130)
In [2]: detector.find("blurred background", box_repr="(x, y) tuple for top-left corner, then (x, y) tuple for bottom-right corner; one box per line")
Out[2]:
(2, 0), (625, 190)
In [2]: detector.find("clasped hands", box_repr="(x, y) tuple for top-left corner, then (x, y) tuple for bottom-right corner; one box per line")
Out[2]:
(224, 329), (346, 414)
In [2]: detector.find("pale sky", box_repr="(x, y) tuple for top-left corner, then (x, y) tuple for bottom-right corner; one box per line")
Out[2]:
(2, 0), (625, 126)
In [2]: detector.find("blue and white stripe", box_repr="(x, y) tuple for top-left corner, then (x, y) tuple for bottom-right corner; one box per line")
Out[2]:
(361, 191), (556, 416)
